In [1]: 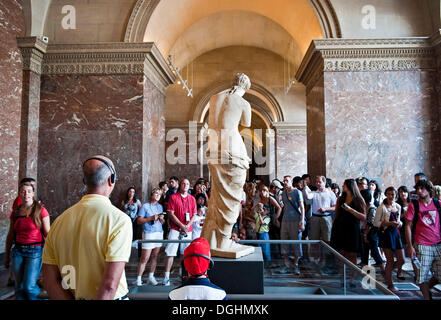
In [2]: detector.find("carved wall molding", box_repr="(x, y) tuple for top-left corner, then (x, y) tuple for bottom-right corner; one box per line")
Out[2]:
(124, 0), (161, 43)
(17, 37), (48, 74)
(272, 122), (307, 134)
(41, 42), (175, 94)
(296, 37), (437, 92)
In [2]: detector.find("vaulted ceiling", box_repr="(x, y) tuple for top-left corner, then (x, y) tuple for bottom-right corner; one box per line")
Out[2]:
(143, 0), (323, 68)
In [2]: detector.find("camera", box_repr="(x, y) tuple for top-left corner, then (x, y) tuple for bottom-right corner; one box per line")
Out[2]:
(178, 230), (188, 240)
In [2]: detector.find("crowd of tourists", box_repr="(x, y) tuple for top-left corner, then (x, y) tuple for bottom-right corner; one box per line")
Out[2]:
(3, 164), (441, 300)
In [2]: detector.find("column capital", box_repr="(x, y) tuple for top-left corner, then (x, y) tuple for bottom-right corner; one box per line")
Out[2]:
(41, 42), (175, 94)
(17, 37), (48, 74)
(296, 37), (437, 93)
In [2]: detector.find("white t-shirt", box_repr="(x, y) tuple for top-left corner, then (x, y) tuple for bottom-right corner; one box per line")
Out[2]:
(192, 207), (206, 239)
(303, 187), (337, 216)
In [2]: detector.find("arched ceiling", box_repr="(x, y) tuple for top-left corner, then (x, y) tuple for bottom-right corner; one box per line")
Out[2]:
(169, 11), (304, 68)
(144, 0), (323, 68)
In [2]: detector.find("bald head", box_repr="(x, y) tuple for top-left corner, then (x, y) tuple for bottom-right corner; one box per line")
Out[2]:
(83, 155), (115, 188)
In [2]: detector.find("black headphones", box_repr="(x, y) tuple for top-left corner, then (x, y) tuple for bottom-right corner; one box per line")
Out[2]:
(183, 253), (214, 271)
(82, 157), (117, 184)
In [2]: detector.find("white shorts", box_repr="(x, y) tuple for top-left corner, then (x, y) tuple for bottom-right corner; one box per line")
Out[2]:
(165, 229), (192, 257)
(141, 232), (164, 250)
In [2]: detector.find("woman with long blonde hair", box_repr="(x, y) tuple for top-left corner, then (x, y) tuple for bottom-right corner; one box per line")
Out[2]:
(3, 182), (51, 299)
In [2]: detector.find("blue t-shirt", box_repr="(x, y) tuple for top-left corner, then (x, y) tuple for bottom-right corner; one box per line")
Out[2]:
(281, 189), (303, 222)
(138, 202), (164, 234)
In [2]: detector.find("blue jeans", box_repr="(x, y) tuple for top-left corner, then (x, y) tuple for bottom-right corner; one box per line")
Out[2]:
(257, 232), (271, 262)
(12, 245), (43, 300)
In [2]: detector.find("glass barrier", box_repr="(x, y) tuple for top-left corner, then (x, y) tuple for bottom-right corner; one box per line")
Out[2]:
(128, 239), (399, 300)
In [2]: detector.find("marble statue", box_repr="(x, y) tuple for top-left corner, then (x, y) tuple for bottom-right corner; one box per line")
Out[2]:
(201, 73), (255, 258)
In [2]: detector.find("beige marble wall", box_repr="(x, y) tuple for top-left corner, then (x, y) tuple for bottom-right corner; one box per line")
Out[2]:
(323, 70), (440, 188)
(275, 128), (307, 179)
(143, 76), (166, 200)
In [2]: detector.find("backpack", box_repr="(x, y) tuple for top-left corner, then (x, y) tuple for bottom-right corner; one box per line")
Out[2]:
(411, 198), (441, 236)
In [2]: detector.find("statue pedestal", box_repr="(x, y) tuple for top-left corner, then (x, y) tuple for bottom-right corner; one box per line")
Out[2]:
(211, 244), (255, 259)
(182, 246), (264, 294)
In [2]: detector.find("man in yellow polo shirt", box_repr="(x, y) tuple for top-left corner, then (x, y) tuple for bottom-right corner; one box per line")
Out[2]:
(42, 155), (132, 300)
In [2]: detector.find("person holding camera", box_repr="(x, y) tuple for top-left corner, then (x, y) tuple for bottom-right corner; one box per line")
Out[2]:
(163, 179), (197, 286)
(135, 188), (165, 286)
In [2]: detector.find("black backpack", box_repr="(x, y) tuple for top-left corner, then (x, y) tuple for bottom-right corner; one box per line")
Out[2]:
(411, 198), (441, 236)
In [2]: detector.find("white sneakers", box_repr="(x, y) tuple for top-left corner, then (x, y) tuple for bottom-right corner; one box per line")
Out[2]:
(136, 277), (169, 286)
(149, 277), (158, 286)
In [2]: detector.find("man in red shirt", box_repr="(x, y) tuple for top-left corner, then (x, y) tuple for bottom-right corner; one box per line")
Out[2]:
(162, 179), (197, 286)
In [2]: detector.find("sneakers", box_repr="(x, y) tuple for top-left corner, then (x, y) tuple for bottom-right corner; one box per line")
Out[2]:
(148, 277), (158, 286)
(276, 266), (292, 275)
(293, 264), (300, 276)
(136, 280), (144, 286)
(163, 278), (170, 286)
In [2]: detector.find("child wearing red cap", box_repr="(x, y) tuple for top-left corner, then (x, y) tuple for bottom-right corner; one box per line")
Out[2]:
(168, 237), (227, 300)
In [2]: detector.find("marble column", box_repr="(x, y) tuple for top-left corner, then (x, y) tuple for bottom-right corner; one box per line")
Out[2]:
(0, 0), (25, 252)
(273, 123), (307, 179)
(17, 37), (47, 190)
(38, 43), (174, 216)
(297, 38), (440, 187)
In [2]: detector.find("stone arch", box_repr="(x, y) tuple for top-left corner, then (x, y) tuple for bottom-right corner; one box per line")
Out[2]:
(191, 81), (285, 127)
(124, 0), (160, 43)
(309, 0), (341, 38)
(123, 0), (339, 43)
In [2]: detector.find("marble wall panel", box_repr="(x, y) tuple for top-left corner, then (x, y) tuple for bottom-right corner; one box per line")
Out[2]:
(323, 70), (440, 188)
(306, 75), (326, 178)
(276, 130), (307, 179)
(0, 0), (25, 251)
(143, 76), (166, 200)
(39, 74), (145, 216)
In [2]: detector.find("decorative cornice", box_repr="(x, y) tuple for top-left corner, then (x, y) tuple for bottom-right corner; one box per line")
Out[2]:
(272, 122), (307, 133)
(17, 37), (48, 74)
(41, 42), (175, 94)
(296, 37), (437, 92)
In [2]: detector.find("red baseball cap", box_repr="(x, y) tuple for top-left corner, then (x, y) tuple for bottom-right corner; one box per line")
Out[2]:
(183, 237), (212, 276)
